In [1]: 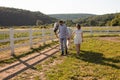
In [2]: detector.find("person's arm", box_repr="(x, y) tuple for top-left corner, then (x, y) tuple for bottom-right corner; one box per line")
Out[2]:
(81, 31), (83, 42)
(66, 27), (70, 39)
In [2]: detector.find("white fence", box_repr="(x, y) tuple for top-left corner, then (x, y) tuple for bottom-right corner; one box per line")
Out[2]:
(81, 26), (120, 36)
(0, 28), (56, 56)
(0, 27), (120, 56)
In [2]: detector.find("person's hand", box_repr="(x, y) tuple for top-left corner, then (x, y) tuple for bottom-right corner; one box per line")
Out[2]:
(56, 34), (59, 38)
(67, 38), (70, 40)
(55, 33), (59, 38)
(82, 39), (83, 42)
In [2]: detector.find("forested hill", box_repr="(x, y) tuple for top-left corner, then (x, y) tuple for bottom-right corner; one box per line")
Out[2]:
(49, 13), (120, 26)
(0, 7), (56, 26)
(74, 13), (120, 26)
(49, 13), (95, 20)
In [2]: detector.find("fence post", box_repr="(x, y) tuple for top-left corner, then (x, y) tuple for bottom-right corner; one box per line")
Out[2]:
(29, 28), (33, 48)
(90, 27), (93, 36)
(42, 28), (45, 44)
(10, 28), (14, 56)
(50, 28), (53, 42)
(106, 26), (109, 35)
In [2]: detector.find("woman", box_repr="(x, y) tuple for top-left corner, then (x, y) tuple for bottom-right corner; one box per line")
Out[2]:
(73, 24), (83, 56)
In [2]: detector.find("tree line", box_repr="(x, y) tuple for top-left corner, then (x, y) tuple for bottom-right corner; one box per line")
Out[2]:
(49, 13), (120, 27)
(74, 13), (120, 26)
(49, 13), (95, 20)
(0, 7), (56, 26)
(0, 7), (119, 27)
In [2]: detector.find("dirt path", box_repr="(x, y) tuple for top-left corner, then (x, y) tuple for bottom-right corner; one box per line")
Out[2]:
(0, 45), (59, 80)
(98, 37), (120, 42)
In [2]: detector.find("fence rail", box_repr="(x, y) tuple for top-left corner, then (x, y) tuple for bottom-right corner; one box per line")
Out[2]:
(81, 26), (120, 36)
(0, 27), (120, 56)
(0, 28), (56, 56)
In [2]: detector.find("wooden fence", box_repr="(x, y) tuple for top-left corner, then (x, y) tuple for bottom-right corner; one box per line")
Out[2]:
(0, 27), (120, 56)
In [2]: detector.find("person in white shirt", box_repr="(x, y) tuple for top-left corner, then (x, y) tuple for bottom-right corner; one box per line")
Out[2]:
(73, 24), (83, 56)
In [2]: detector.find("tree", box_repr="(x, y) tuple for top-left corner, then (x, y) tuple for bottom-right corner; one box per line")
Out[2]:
(0, 7), (56, 26)
(111, 14), (120, 26)
(66, 20), (74, 26)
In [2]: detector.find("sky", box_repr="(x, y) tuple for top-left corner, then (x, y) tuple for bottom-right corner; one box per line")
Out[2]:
(0, 0), (120, 15)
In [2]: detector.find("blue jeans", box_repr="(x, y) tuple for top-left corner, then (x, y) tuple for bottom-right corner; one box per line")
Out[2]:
(59, 38), (67, 52)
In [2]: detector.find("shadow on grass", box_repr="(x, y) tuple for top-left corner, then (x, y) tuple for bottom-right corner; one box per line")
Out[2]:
(0, 41), (59, 80)
(2, 50), (58, 80)
(69, 50), (120, 69)
(0, 41), (58, 64)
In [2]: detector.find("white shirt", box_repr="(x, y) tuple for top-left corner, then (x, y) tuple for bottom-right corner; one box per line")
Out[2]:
(74, 29), (82, 39)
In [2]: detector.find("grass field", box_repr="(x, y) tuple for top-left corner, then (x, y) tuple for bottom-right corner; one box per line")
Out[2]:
(45, 37), (120, 80)
(81, 26), (120, 31)
(9, 37), (120, 80)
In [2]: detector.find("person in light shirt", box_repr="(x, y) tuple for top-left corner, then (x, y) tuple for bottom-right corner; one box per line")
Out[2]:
(54, 20), (69, 56)
(72, 24), (83, 56)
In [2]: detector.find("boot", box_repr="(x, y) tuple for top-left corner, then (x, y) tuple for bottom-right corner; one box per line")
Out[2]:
(65, 49), (68, 55)
(61, 51), (64, 56)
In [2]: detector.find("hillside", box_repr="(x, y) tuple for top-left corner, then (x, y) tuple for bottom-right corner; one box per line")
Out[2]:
(74, 13), (120, 26)
(49, 13), (95, 20)
(0, 7), (57, 26)
(49, 13), (120, 26)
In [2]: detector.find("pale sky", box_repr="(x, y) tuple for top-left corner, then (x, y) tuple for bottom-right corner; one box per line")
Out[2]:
(0, 0), (120, 15)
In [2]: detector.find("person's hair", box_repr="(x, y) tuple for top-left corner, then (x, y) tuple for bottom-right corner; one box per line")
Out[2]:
(76, 23), (81, 30)
(59, 20), (63, 23)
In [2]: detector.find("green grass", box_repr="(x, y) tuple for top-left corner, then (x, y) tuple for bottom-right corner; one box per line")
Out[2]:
(0, 34), (9, 40)
(4, 37), (120, 80)
(46, 38), (120, 80)
(83, 33), (120, 37)
(34, 76), (40, 80)
(82, 26), (120, 31)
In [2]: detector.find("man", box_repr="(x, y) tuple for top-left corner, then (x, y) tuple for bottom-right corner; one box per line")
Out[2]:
(54, 20), (69, 55)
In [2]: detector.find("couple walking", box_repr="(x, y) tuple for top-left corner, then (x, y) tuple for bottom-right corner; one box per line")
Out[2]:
(54, 20), (83, 56)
